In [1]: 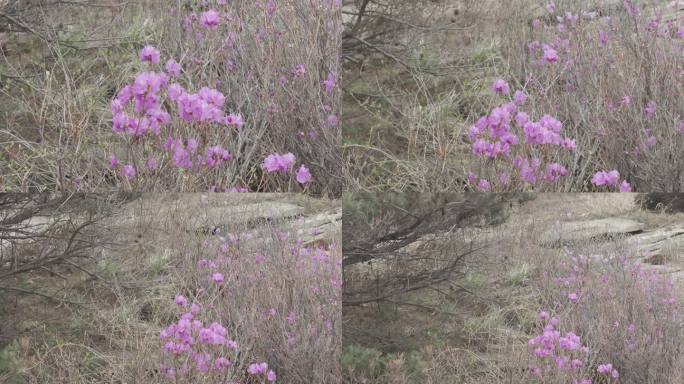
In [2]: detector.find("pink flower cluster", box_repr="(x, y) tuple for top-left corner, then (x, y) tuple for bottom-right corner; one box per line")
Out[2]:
(468, 79), (575, 190)
(140, 45), (160, 64)
(159, 298), (239, 380)
(261, 153), (312, 185)
(521, 0), (684, 191)
(492, 79), (510, 95)
(248, 362), (277, 382)
(165, 225), (340, 383)
(112, 71), (171, 137)
(597, 363), (619, 379)
(323, 71), (337, 94)
(200, 10), (221, 30)
(107, 45), (257, 189)
(527, 41), (561, 65)
(522, 114), (574, 147)
(591, 170), (631, 192)
(527, 311), (590, 381)
(542, 250), (682, 383)
(169, 84), (242, 128)
(262, 153), (296, 173)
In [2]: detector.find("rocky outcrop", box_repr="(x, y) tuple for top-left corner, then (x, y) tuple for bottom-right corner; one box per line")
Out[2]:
(539, 218), (645, 247)
(628, 227), (684, 264)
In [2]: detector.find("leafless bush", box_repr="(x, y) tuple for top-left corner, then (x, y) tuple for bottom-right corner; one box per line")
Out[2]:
(0, 193), (129, 301)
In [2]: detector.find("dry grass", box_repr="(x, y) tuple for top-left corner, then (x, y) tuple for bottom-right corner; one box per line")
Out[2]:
(0, 194), (341, 384)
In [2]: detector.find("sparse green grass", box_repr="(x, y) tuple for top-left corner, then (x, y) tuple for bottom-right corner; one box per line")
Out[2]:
(507, 263), (530, 286)
(341, 344), (387, 379)
(462, 272), (486, 291)
(0, 344), (17, 374)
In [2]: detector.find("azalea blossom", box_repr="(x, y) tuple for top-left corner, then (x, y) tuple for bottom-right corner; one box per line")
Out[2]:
(492, 79), (510, 95)
(140, 45), (161, 64)
(296, 165), (312, 184)
(262, 153), (296, 173)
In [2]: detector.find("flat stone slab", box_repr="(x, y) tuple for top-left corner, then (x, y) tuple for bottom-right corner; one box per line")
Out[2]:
(205, 202), (305, 227)
(628, 226), (684, 263)
(115, 195), (307, 232)
(539, 218), (645, 247)
(297, 208), (342, 245)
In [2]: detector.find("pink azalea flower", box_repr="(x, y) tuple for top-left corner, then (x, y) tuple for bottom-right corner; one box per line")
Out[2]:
(591, 170), (620, 187)
(248, 362), (269, 375)
(109, 154), (119, 169)
(542, 45), (559, 64)
(296, 165), (312, 184)
(644, 100), (657, 118)
(146, 157), (158, 170)
(597, 363), (613, 374)
(561, 138), (576, 150)
(571, 359), (583, 370)
(492, 79), (510, 95)
(165, 59), (182, 78)
(225, 113), (244, 129)
(619, 180), (632, 192)
(205, 146), (232, 168)
(174, 295), (188, 307)
(214, 357), (231, 371)
(546, 163), (568, 182)
(513, 90), (527, 106)
(292, 64), (306, 78)
(200, 10), (221, 29)
(122, 164), (136, 181)
(538, 311), (550, 322)
(323, 71), (337, 94)
(212, 272), (224, 284)
(467, 172), (478, 184)
(261, 153), (296, 173)
(140, 45), (160, 64)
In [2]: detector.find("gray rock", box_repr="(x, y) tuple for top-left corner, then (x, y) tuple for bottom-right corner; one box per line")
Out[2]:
(628, 227), (684, 263)
(296, 208), (342, 245)
(539, 218), (645, 247)
(205, 202), (305, 229)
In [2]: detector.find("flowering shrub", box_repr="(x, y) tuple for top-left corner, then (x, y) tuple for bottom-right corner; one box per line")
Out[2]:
(159, 222), (341, 383)
(159, 302), (242, 381)
(467, 79), (576, 191)
(527, 311), (597, 383)
(591, 170), (632, 192)
(527, 251), (683, 383)
(496, 0), (684, 191)
(105, 1), (341, 194)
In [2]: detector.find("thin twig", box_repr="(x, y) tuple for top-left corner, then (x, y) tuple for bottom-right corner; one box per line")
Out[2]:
(0, 285), (92, 305)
